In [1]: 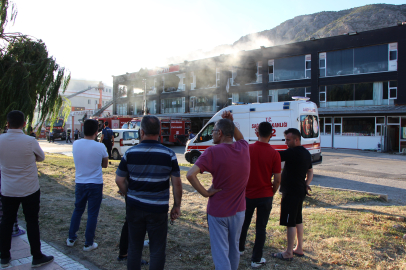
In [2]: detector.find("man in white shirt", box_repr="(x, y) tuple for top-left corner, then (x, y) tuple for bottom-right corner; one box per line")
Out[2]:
(0, 110), (54, 268)
(67, 119), (108, 251)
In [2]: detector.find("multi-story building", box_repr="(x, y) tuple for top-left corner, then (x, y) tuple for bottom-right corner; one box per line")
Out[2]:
(113, 24), (406, 152)
(62, 79), (113, 131)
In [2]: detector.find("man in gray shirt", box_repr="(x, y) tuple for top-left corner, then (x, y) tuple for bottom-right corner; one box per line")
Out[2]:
(0, 110), (54, 268)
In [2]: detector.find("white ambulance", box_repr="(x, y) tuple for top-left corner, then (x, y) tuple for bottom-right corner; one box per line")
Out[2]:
(184, 98), (322, 164)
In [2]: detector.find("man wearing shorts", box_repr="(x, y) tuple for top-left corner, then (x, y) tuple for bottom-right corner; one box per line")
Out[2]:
(272, 128), (313, 261)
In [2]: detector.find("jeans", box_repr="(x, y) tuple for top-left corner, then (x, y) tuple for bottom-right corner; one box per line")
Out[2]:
(239, 196), (273, 262)
(126, 205), (167, 270)
(208, 211), (245, 270)
(68, 183), (103, 246)
(0, 189), (43, 260)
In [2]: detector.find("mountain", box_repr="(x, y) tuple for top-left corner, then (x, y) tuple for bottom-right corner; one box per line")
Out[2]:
(232, 4), (406, 49)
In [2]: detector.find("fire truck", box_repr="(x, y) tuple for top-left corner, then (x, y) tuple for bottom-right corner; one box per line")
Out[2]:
(45, 118), (66, 141)
(123, 117), (191, 146)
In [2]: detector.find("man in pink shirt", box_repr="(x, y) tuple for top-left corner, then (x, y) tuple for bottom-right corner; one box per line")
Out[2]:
(187, 111), (250, 270)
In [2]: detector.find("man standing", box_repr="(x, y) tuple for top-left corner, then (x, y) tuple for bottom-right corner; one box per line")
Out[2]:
(67, 119), (108, 251)
(272, 128), (313, 261)
(187, 111), (249, 270)
(115, 115), (183, 270)
(100, 121), (114, 159)
(49, 130), (54, 143)
(239, 122), (281, 268)
(0, 110), (54, 268)
(188, 129), (195, 140)
(66, 129), (72, 143)
(74, 128), (79, 140)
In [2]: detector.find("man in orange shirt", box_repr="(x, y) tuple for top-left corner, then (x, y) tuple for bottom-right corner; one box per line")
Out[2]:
(239, 122), (281, 268)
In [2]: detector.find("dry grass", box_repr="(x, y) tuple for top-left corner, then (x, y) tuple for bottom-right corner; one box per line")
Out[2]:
(20, 153), (406, 270)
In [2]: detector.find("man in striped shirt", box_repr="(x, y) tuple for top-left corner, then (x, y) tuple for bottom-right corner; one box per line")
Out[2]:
(115, 115), (182, 270)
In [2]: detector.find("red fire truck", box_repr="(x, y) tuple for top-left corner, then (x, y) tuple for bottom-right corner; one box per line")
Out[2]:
(123, 117), (191, 145)
(45, 118), (66, 141)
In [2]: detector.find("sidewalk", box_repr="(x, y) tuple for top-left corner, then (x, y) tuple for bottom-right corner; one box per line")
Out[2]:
(3, 227), (89, 270)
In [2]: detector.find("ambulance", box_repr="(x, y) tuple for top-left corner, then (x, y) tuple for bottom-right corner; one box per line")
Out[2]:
(184, 97), (322, 164)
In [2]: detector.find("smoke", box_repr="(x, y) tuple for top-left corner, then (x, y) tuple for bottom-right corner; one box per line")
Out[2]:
(162, 33), (274, 67)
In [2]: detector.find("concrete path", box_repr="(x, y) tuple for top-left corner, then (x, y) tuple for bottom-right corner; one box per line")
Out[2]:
(3, 227), (90, 270)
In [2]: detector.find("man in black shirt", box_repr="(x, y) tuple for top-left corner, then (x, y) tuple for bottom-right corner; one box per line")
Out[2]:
(272, 128), (313, 261)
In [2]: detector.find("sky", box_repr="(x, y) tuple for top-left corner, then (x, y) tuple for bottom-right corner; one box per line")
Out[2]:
(5, 0), (405, 87)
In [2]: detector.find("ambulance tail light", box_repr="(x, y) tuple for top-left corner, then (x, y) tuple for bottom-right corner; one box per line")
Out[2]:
(120, 139), (124, 146)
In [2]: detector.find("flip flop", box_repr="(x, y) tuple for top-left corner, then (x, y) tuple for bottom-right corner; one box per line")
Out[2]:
(12, 229), (26, 237)
(271, 252), (293, 261)
(293, 251), (304, 257)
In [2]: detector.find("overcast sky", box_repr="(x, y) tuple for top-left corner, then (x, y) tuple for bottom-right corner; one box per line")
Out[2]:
(5, 0), (405, 87)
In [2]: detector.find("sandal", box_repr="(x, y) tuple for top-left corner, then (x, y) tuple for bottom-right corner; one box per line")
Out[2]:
(271, 252), (293, 261)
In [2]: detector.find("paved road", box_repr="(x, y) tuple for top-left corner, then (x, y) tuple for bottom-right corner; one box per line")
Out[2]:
(39, 139), (406, 205)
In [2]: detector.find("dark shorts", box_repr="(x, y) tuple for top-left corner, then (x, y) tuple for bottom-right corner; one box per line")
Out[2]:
(280, 193), (305, 227)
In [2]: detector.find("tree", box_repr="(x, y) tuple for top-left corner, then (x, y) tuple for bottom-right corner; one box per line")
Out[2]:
(0, 0), (71, 132)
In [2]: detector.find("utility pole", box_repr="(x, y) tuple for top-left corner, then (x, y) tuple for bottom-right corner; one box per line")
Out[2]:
(98, 81), (104, 109)
(143, 79), (147, 115)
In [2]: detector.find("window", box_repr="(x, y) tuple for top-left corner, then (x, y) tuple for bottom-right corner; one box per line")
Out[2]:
(195, 122), (214, 143)
(123, 131), (138, 140)
(383, 81), (398, 100)
(389, 43), (398, 71)
(354, 83), (373, 100)
(323, 44), (394, 77)
(319, 86), (326, 102)
(95, 100), (98, 104)
(305, 87), (311, 98)
(278, 87), (306, 102)
(305, 55), (311, 79)
(272, 55), (307, 81)
(88, 99), (91, 104)
(300, 115), (319, 138)
(268, 60), (274, 82)
(256, 61), (262, 83)
(239, 91), (262, 103)
(216, 68), (220, 87)
(342, 118), (375, 136)
(162, 97), (185, 113)
(319, 53), (326, 77)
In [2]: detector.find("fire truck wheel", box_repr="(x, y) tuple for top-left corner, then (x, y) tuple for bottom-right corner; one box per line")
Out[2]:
(112, 149), (121, 160)
(190, 152), (200, 164)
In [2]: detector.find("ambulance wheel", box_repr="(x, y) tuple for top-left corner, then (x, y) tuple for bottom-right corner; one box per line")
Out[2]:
(112, 149), (121, 160)
(190, 152), (200, 164)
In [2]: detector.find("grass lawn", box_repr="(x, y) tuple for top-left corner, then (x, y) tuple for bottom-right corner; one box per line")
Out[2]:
(24, 153), (406, 270)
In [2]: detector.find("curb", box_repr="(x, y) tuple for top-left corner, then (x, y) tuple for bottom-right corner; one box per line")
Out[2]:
(310, 185), (388, 202)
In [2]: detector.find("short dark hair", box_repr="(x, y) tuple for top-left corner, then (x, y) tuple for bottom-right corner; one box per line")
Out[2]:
(84, 119), (99, 136)
(216, 119), (234, 138)
(104, 121), (109, 126)
(258, 122), (273, 138)
(284, 128), (301, 139)
(141, 115), (160, 135)
(7, 110), (25, 128)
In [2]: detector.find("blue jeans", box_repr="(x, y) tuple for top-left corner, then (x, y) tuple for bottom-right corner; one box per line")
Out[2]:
(68, 183), (103, 246)
(126, 205), (168, 270)
(208, 211), (245, 270)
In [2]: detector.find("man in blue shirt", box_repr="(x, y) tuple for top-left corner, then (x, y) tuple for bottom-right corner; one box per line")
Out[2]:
(188, 129), (195, 140)
(115, 115), (183, 270)
(100, 122), (114, 159)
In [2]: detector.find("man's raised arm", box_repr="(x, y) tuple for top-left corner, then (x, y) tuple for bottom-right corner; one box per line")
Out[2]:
(221, 111), (244, 141)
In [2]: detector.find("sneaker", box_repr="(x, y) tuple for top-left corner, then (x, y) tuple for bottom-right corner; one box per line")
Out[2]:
(66, 238), (76, 247)
(144, 240), (149, 247)
(1, 257), (11, 268)
(251, 258), (266, 268)
(83, 242), (98, 251)
(12, 229), (26, 237)
(32, 255), (54, 268)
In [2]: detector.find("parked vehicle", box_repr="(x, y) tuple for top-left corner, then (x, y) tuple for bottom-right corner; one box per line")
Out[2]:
(184, 98), (322, 164)
(97, 129), (139, 160)
(46, 119), (66, 141)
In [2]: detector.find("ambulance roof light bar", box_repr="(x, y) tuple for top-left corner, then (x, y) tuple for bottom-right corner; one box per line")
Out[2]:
(292, 96), (310, 101)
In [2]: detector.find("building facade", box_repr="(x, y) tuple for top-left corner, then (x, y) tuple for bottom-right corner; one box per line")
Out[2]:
(62, 79), (113, 131)
(113, 25), (406, 152)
